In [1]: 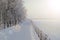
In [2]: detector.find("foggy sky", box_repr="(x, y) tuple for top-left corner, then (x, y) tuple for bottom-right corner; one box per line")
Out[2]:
(24, 0), (60, 19)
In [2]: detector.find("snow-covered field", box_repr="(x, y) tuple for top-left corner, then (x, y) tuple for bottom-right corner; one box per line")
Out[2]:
(32, 19), (60, 40)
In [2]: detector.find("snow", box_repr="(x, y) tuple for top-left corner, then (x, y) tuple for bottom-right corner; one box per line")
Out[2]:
(33, 19), (60, 40)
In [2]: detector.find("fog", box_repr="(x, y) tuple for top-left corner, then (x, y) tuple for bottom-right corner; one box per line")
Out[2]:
(24, 0), (60, 40)
(24, 0), (60, 19)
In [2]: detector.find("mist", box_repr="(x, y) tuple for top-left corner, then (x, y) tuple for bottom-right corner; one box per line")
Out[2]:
(24, 0), (60, 40)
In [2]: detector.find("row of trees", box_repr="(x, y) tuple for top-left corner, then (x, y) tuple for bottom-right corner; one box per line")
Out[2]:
(0, 0), (25, 29)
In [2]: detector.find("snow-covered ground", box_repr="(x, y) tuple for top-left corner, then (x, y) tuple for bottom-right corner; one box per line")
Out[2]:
(32, 19), (60, 40)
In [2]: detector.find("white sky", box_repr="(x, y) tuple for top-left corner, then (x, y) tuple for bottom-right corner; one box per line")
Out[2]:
(24, 0), (60, 19)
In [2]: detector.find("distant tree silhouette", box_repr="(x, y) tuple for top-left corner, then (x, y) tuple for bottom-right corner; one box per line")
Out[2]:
(0, 0), (26, 29)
